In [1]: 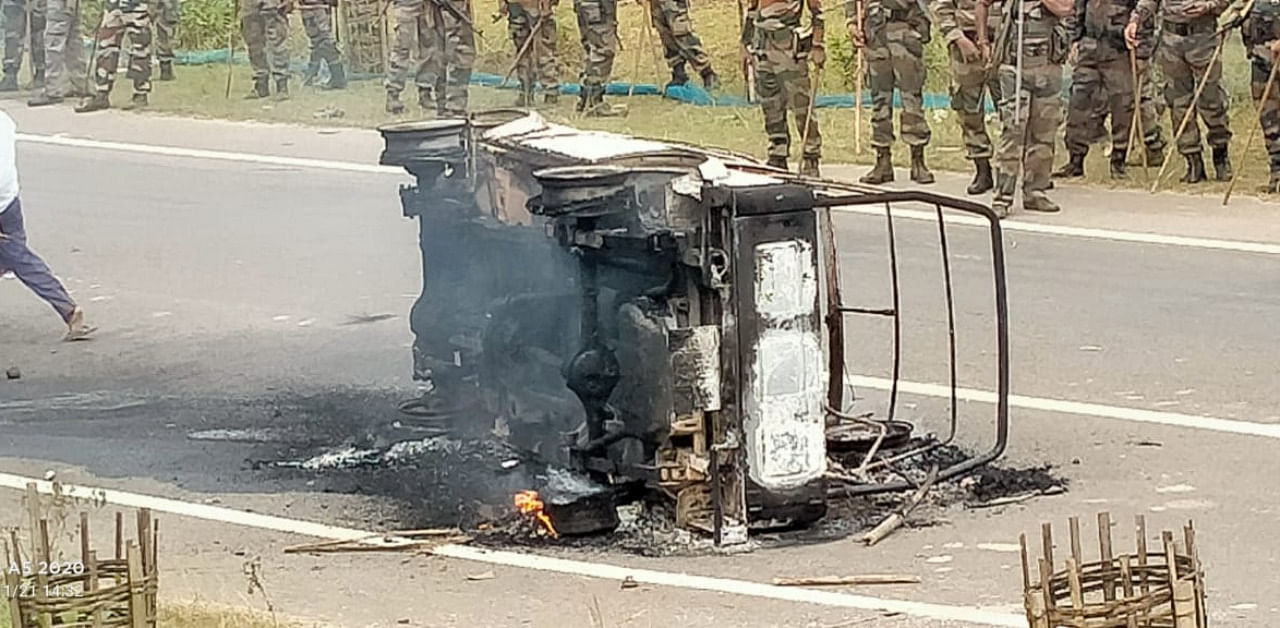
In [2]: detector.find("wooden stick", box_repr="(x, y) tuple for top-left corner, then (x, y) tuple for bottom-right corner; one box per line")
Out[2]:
(1066, 558), (1086, 628)
(1098, 511), (1116, 601)
(36, 520), (52, 628)
(1151, 35), (1225, 193)
(26, 483), (41, 559)
(771, 574), (922, 587)
(88, 549), (103, 628)
(860, 465), (939, 546)
(1041, 522), (1054, 572)
(126, 542), (146, 628)
(1129, 48), (1150, 181)
(115, 512), (123, 561)
(1119, 554), (1138, 628)
(1223, 58), (1280, 205)
(1068, 516), (1082, 569)
(1038, 557), (1055, 614)
(1136, 515), (1150, 626)
(1019, 533), (1032, 591)
(855, 47), (864, 155)
(4, 539), (24, 628)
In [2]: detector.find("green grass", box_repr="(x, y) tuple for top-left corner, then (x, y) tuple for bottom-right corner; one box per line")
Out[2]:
(56, 0), (1280, 198)
(0, 599), (293, 628)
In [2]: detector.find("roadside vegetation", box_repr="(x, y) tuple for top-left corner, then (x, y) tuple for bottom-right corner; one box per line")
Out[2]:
(52, 0), (1279, 196)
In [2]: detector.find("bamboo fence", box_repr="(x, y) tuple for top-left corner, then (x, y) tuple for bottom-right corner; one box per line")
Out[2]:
(1021, 512), (1207, 628)
(3, 483), (158, 628)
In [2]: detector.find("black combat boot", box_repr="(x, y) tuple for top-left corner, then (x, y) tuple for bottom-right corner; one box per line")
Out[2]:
(967, 158), (993, 195)
(273, 78), (289, 101)
(799, 155), (820, 178)
(584, 86), (623, 117)
(1212, 146), (1232, 181)
(324, 63), (347, 90)
(909, 145), (934, 184)
(700, 68), (719, 91)
(31, 69), (45, 88)
(991, 170), (1015, 219)
(1052, 152), (1086, 178)
(386, 91), (405, 114)
(666, 64), (689, 92)
(418, 86), (436, 113)
(122, 93), (147, 110)
(245, 77), (270, 99)
(860, 147), (894, 184)
(1023, 188), (1061, 213)
(0, 73), (18, 92)
(766, 156), (788, 171)
(27, 92), (61, 107)
(1180, 153), (1207, 184)
(544, 90), (559, 105)
(158, 62), (174, 82)
(514, 89), (531, 107)
(74, 92), (110, 113)
(1109, 149), (1128, 179)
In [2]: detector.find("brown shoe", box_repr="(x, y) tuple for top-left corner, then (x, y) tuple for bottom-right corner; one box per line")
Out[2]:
(63, 307), (97, 341)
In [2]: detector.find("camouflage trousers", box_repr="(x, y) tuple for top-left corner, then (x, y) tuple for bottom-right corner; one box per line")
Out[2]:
(38, 0), (84, 97)
(1252, 60), (1280, 174)
(385, 0), (436, 95)
(90, 0), (151, 94)
(1081, 56), (1167, 150)
(429, 0), (475, 116)
(948, 41), (999, 160)
(574, 0), (616, 88)
(240, 0), (289, 82)
(647, 0), (709, 73)
(2, 0), (45, 76)
(151, 0), (177, 63)
(1064, 40), (1135, 156)
(507, 4), (558, 92)
(753, 32), (820, 160)
(301, 5), (340, 67)
(994, 58), (1061, 198)
(1155, 26), (1231, 155)
(866, 23), (930, 148)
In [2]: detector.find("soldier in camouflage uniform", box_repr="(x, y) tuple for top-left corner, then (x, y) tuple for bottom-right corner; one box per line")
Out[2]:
(1053, 0), (1153, 179)
(0, 0), (46, 91)
(152, 0), (178, 80)
(852, 0), (934, 184)
(574, 0), (621, 115)
(743, 0), (823, 176)
(385, 0), (437, 114)
(424, 0), (474, 116)
(299, 0), (346, 89)
(977, 0), (1074, 217)
(1242, 0), (1280, 192)
(646, 0), (718, 90)
(240, 0), (291, 100)
(75, 0), (153, 111)
(1125, 0), (1232, 182)
(26, 0), (84, 106)
(502, 0), (558, 106)
(934, 0), (1000, 193)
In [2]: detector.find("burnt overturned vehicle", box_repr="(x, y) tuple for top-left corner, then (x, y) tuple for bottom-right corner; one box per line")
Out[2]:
(379, 111), (1010, 544)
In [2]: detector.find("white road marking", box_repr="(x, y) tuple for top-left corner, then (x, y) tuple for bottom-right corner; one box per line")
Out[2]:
(16, 131), (1280, 256)
(833, 206), (1280, 256)
(16, 133), (401, 175)
(849, 376), (1280, 440)
(0, 473), (1022, 628)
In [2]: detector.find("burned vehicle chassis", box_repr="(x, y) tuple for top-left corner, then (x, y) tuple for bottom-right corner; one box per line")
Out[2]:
(380, 111), (1009, 544)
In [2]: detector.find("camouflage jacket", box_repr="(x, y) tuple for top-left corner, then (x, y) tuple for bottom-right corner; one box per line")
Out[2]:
(853, 0), (932, 39)
(743, 0), (825, 45)
(1073, 0), (1154, 52)
(1132, 0), (1230, 24)
(1243, 0), (1280, 64)
(933, 0), (1000, 42)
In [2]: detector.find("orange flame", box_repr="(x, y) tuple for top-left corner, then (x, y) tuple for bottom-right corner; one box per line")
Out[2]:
(513, 490), (559, 539)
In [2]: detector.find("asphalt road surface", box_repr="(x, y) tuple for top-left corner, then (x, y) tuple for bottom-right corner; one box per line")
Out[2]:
(1, 107), (1278, 628)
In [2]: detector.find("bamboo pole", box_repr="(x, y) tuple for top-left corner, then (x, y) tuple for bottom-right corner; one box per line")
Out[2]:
(126, 542), (146, 628)
(88, 549), (103, 628)
(1098, 511), (1115, 601)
